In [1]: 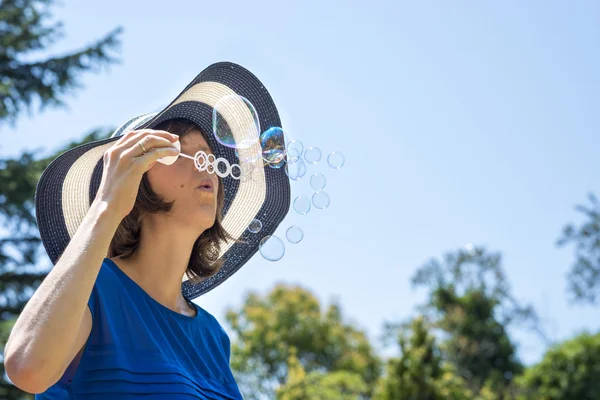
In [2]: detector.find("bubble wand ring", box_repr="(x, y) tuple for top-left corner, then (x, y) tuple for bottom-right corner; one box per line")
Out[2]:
(161, 149), (243, 180)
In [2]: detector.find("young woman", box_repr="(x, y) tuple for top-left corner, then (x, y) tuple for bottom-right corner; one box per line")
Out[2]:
(4, 62), (291, 399)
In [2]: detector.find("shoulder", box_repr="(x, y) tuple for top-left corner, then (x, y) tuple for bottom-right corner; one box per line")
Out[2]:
(87, 257), (132, 317)
(94, 257), (132, 293)
(195, 305), (231, 344)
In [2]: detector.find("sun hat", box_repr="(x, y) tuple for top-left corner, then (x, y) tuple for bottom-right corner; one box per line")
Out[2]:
(34, 61), (291, 299)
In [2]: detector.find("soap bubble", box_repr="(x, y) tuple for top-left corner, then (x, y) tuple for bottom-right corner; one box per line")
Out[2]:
(304, 146), (322, 164)
(213, 95), (260, 149)
(238, 163), (256, 183)
(260, 127), (286, 168)
(327, 151), (345, 169)
(248, 219), (262, 233)
(259, 235), (285, 261)
(285, 157), (307, 181)
(240, 174), (253, 183)
(294, 196), (311, 215)
(287, 140), (304, 161)
(286, 226), (304, 244)
(235, 146), (262, 164)
(312, 190), (330, 209)
(310, 173), (326, 191)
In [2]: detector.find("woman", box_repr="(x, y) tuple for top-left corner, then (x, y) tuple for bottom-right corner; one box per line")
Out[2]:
(4, 62), (291, 399)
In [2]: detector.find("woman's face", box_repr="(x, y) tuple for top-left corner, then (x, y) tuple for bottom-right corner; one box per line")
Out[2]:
(146, 130), (220, 232)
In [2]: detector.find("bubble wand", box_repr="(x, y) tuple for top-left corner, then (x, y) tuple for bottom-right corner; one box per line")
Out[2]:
(157, 140), (244, 180)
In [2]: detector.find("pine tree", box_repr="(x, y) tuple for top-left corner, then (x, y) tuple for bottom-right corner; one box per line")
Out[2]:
(0, 0), (122, 125)
(0, 1), (121, 397)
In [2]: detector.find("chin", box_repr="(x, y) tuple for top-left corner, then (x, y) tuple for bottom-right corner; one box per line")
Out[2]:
(193, 213), (217, 231)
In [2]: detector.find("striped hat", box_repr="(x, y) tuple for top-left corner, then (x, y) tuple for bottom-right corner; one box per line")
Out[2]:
(34, 62), (291, 299)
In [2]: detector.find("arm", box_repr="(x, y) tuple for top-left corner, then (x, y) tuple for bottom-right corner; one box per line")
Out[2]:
(4, 200), (121, 394)
(4, 129), (180, 394)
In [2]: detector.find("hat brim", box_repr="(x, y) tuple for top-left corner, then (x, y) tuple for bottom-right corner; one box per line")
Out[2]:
(35, 62), (291, 299)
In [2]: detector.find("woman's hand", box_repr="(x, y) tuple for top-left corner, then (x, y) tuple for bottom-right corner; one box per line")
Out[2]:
(94, 129), (180, 220)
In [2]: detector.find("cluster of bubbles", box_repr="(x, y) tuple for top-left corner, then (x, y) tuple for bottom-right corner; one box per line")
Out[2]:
(255, 139), (345, 262)
(211, 94), (345, 262)
(212, 95), (286, 169)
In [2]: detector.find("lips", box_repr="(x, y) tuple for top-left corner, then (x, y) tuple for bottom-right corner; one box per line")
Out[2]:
(196, 179), (214, 192)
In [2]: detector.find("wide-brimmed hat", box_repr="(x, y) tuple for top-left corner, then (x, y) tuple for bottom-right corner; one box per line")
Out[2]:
(34, 62), (291, 299)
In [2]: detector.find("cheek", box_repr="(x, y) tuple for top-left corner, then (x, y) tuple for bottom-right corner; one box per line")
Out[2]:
(147, 165), (188, 195)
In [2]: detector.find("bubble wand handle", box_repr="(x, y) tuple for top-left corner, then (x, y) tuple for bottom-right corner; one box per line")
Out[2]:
(178, 153), (195, 161)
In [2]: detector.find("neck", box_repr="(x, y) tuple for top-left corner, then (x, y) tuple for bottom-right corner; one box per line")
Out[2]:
(112, 213), (204, 316)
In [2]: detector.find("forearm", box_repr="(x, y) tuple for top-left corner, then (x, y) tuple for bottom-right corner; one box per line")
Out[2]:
(5, 200), (121, 379)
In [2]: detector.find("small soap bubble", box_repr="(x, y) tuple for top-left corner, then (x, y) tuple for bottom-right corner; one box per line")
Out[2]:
(240, 163), (256, 177)
(259, 235), (285, 261)
(294, 195), (311, 215)
(310, 173), (326, 191)
(285, 157), (307, 181)
(213, 95), (260, 149)
(327, 151), (345, 169)
(248, 219), (262, 233)
(260, 127), (286, 168)
(287, 140), (304, 161)
(304, 146), (322, 164)
(236, 146), (262, 164)
(286, 226), (304, 244)
(312, 190), (330, 209)
(465, 243), (475, 255)
(240, 174), (253, 183)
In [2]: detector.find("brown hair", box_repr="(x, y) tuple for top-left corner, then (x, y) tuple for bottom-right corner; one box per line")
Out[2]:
(108, 118), (232, 283)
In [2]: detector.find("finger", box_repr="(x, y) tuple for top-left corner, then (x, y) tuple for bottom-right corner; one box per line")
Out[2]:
(131, 145), (181, 173)
(120, 129), (179, 149)
(120, 135), (179, 159)
(113, 128), (143, 146)
(111, 130), (178, 155)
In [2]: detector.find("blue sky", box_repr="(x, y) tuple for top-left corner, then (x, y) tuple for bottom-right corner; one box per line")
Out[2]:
(2, 1), (599, 364)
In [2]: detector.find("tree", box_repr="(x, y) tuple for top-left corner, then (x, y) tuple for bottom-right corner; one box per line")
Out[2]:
(225, 284), (382, 399)
(557, 192), (600, 305)
(0, 0), (122, 125)
(517, 332), (600, 400)
(409, 244), (541, 397)
(276, 347), (370, 400)
(373, 316), (471, 400)
(0, 129), (110, 399)
(0, 1), (121, 397)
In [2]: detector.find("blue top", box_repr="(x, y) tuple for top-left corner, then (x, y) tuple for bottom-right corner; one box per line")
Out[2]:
(36, 258), (243, 399)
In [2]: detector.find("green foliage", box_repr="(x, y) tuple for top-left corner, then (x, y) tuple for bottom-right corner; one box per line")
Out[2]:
(225, 284), (382, 399)
(276, 348), (370, 400)
(373, 316), (471, 400)
(0, 0), (122, 124)
(516, 332), (600, 400)
(409, 245), (537, 396)
(557, 192), (600, 305)
(0, 128), (110, 398)
(0, 1), (121, 396)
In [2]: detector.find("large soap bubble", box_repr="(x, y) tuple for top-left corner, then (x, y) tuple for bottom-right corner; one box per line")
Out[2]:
(260, 127), (286, 168)
(213, 95), (260, 149)
(259, 235), (285, 261)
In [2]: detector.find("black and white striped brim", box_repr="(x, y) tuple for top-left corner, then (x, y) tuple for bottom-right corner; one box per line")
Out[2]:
(34, 62), (291, 299)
